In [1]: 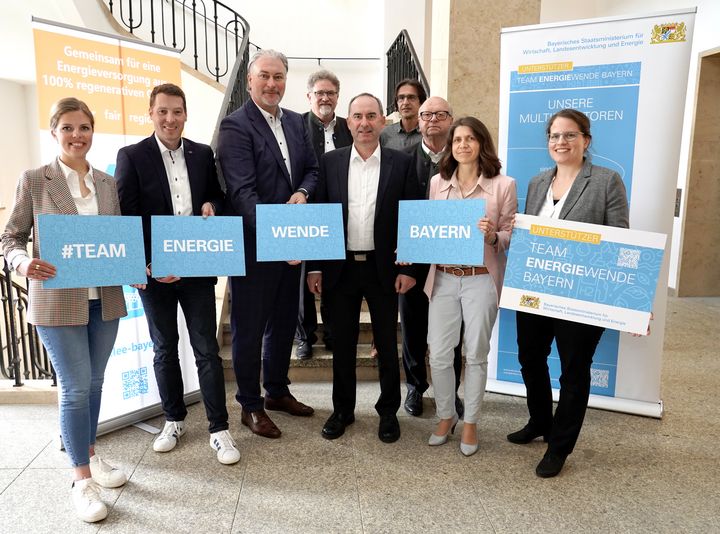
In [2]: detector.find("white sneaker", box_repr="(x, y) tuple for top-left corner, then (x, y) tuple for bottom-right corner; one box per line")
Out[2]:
(153, 420), (186, 452)
(72, 478), (108, 523)
(210, 430), (241, 465)
(89, 455), (127, 488)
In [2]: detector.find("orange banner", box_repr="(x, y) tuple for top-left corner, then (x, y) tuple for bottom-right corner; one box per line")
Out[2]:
(33, 26), (180, 136)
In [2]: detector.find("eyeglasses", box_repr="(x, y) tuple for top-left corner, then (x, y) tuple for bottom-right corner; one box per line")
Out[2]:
(548, 131), (584, 143)
(397, 94), (419, 102)
(419, 111), (451, 121)
(313, 90), (338, 98)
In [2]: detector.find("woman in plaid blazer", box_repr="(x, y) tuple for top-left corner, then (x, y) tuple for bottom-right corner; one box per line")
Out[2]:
(2, 98), (127, 523)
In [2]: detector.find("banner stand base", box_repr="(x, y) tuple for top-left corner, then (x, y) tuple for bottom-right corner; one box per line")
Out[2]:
(97, 390), (203, 437)
(486, 379), (663, 419)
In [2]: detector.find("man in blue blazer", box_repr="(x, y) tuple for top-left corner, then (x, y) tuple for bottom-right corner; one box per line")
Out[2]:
(217, 50), (318, 439)
(307, 93), (422, 443)
(115, 83), (240, 465)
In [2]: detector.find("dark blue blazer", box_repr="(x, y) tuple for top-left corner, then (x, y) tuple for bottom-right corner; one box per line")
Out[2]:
(309, 146), (422, 293)
(115, 134), (224, 264)
(216, 100), (318, 259)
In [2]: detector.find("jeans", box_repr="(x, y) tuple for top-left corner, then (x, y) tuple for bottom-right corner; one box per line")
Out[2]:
(139, 277), (228, 433)
(36, 300), (119, 467)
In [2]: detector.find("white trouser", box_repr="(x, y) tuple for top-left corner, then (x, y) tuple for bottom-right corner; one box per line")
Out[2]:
(427, 271), (498, 424)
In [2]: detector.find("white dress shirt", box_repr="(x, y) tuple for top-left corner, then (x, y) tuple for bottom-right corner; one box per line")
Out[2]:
(155, 135), (193, 216)
(254, 101), (292, 181)
(346, 144), (381, 251)
(420, 140), (443, 164)
(323, 116), (337, 153)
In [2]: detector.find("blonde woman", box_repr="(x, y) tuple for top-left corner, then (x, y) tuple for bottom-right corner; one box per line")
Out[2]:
(2, 98), (127, 522)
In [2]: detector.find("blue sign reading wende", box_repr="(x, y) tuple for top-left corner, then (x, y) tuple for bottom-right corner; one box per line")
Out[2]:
(38, 214), (146, 289)
(151, 215), (245, 277)
(396, 199), (486, 265)
(256, 203), (345, 261)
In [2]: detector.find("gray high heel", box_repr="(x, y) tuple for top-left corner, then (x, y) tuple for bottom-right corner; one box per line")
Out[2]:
(428, 414), (459, 446)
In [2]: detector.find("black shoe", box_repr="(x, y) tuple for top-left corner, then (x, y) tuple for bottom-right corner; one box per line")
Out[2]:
(507, 424), (549, 444)
(321, 412), (355, 440)
(403, 388), (423, 416)
(378, 414), (400, 443)
(535, 452), (567, 478)
(454, 395), (465, 419)
(296, 341), (313, 360)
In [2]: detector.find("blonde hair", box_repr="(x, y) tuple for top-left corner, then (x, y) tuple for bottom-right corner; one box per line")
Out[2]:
(49, 98), (94, 130)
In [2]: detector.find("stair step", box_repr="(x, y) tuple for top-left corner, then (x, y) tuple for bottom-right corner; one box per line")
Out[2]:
(220, 343), (411, 383)
(222, 310), (398, 346)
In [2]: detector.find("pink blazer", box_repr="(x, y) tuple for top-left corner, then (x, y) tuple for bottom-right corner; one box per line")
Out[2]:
(423, 172), (517, 303)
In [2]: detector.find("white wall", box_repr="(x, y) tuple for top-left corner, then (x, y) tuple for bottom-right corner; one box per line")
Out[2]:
(223, 0), (387, 116)
(540, 0), (720, 289)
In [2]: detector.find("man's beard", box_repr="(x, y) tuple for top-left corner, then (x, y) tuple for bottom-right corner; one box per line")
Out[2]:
(317, 104), (334, 119)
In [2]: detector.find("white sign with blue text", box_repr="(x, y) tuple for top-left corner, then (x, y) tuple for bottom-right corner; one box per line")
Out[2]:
(500, 214), (666, 335)
(256, 204), (345, 261)
(151, 216), (245, 277)
(396, 199), (486, 265)
(38, 214), (146, 289)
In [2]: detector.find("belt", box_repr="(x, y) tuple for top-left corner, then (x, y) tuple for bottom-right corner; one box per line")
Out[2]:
(438, 265), (489, 276)
(347, 250), (374, 262)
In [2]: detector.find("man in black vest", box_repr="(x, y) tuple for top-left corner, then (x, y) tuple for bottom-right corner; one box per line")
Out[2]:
(400, 96), (464, 418)
(296, 70), (353, 359)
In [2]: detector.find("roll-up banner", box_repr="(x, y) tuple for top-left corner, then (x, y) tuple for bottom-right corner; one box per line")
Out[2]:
(493, 10), (695, 418)
(31, 18), (201, 434)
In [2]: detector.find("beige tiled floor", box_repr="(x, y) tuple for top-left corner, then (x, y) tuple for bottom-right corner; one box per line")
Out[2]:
(1, 296), (718, 533)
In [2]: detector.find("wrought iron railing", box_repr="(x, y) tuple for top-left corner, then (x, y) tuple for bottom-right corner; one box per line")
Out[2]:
(1, 257), (54, 386)
(385, 30), (430, 115)
(104, 0), (251, 86)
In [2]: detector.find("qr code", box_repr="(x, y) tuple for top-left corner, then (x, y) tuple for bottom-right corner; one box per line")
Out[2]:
(617, 248), (640, 269)
(590, 368), (609, 389)
(122, 367), (149, 400)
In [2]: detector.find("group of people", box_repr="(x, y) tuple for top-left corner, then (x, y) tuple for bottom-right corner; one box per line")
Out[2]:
(1, 47), (631, 523)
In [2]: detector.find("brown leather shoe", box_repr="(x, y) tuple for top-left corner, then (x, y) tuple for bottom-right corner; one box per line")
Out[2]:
(241, 409), (281, 438)
(264, 395), (315, 417)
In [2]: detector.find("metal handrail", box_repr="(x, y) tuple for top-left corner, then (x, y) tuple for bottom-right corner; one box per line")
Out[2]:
(1, 257), (54, 386)
(105, 0), (250, 85)
(385, 29), (430, 115)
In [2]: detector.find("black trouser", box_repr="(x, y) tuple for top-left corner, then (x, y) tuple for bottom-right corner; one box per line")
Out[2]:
(139, 277), (228, 433)
(516, 311), (605, 456)
(399, 263), (462, 394)
(296, 261), (332, 346)
(325, 255), (401, 416)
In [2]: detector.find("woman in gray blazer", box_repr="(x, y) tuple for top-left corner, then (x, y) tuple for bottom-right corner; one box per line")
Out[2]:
(2, 98), (127, 522)
(507, 109), (629, 478)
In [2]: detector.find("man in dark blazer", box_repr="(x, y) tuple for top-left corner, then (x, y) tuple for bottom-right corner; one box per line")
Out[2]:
(115, 83), (240, 465)
(400, 96), (465, 418)
(216, 50), (318, 440)
(296, 69), (353, 360)
(307, 93), (422, 443)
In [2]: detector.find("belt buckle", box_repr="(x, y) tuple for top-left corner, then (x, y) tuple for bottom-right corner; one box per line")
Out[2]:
(451, 267), (466, 277)
(354, 253), (367, 262)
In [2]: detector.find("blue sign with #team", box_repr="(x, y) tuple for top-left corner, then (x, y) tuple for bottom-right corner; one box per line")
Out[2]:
(255, 203), (345, 261)
(38, 214), (146, 289)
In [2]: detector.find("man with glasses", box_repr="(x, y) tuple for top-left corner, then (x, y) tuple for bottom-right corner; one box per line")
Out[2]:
(295, 70), (353, 360)
(399, 96), (465, 418)
(380, 78), (426, 150)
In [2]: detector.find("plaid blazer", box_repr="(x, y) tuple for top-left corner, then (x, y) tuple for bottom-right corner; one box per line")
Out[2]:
(1, 159), (127, 326)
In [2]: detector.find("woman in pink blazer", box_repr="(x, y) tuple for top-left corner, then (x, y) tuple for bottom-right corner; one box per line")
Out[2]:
(2, 98), (127, 523)
(425, 117), (517, 456)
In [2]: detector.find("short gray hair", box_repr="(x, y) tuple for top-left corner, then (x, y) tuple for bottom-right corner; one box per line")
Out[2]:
(307, 70), (340, 92)
(248, 49), (288, 74)
(348, 93), (384, 116)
